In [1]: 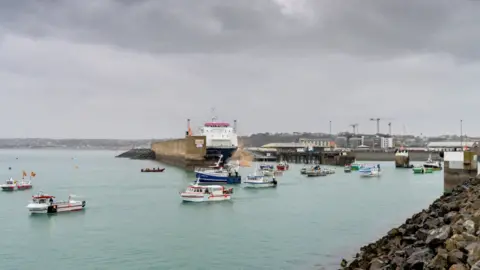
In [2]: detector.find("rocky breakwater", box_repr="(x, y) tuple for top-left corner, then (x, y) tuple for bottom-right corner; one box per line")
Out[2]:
(341, 177), (480, 269)
(116, 148), (156, 160)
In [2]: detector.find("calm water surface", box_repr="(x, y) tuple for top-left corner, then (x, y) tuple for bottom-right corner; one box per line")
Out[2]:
(0, 150), (443, 270)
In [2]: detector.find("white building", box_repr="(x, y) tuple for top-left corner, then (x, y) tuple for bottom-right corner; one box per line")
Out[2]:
(427, 141), (477, 151)
(298, 138), (334, 147)
(380, 137), (393, 149)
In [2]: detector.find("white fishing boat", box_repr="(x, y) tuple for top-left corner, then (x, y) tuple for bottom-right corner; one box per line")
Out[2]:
(324, 167), (336, 174)
(359, 164), (381, 177)
(26, 192), (86, 214)
(16, 180), (32, 190)
(1, 178), (17, 191)
(422, 154), (442, 170)
(305, 165), (327, 177)
(244, 175), (277, 188)
(179, 179), (233, 202)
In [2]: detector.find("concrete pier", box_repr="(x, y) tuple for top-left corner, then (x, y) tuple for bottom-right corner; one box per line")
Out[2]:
(151, 136), (215, 171)
(443, 151), (478, 194)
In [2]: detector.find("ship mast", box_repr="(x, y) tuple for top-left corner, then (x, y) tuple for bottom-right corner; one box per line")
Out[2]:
(211, 107), (217, 122)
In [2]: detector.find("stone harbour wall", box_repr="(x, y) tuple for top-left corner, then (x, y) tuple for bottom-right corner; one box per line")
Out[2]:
(341, 177), (480, 269)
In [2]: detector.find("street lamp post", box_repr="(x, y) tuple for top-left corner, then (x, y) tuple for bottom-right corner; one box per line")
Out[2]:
(460, 120), (463, 150)
(329, 121), (332, 137)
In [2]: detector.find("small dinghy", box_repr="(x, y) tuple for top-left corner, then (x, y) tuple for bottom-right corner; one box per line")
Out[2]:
(141, 167), (165, 173)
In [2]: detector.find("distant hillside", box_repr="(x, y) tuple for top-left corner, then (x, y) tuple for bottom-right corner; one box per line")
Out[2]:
(0, 138), (157, 150)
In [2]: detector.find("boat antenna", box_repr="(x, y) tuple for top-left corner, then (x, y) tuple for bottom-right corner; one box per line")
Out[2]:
(211, 107), (217, 122)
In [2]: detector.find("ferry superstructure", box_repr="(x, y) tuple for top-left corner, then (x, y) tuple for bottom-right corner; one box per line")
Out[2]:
(193, 115), (238, 165)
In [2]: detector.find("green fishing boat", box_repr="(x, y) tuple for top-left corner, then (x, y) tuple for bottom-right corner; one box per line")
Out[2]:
(350, 163), (361, 171)
(412, 166), (433, 174)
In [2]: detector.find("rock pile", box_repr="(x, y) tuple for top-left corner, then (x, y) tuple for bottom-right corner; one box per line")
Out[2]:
(116, 148), (156, 160)
(341, 177), (480, 269)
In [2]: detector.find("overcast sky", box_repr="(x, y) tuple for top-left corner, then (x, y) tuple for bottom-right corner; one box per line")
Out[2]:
(1, 0), (479, 139)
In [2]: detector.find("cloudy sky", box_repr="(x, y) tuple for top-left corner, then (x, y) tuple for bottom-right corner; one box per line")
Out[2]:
(1, 0), (479, 139)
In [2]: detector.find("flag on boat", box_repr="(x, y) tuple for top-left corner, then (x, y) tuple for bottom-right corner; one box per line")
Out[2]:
(22, 170), (27, 178)
(31, 171), (36, 177)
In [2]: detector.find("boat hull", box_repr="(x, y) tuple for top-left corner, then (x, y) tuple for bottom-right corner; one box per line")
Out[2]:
(205, 147), (237, 164)
(306, 171), (327, 177)
(360, 172), (381, 177)
(244, 182), (276, 188)
(195, 172), (242, 184)
(141, 169), (165, 172)
(17, 185), (32, 190)
(180, 193), (231, 202)
(1, 185), (16, 191)
(27, 201), (86, 214)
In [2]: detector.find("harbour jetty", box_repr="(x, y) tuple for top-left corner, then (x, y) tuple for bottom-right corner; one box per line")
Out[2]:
(341, 176), (480, 269)
(151, 136), (213, 171)
(116, 148), (156, 160)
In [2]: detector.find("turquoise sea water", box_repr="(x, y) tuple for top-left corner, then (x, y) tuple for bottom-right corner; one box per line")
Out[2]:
(0, 150), (443, 270)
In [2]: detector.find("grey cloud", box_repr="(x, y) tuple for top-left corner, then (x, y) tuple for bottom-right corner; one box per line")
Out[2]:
(1, 0), (479, 59)
(0, 1), (480, 138)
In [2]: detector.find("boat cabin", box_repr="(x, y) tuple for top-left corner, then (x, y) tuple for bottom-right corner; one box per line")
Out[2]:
(5, 179), (15, 185)
(247, 175), (263, 180)
(32, 193), (55, 204)
(186, 185), (227, 195)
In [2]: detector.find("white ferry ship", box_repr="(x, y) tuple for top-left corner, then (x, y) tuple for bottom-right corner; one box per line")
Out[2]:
(192, 113), (238, 165)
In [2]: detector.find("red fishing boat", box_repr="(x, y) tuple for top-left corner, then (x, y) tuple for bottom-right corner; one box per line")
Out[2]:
(276, 162), (289, 171)
(141, 167), (165, 173)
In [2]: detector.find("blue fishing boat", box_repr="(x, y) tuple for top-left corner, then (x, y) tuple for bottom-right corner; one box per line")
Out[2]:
(195, 156), (242, 184)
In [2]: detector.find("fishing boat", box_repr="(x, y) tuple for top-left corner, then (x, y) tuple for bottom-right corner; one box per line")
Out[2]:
(276, 162), (289, 171)
(195, 156), (241, 184)
(16, 180), (32, 190)
(244, 175), (277, 188)
(141, 167), (165, 172)
(179, 179), (233, 202)
(26, 192), (86, 214)
(306, 166), (327, 177)
(412, 166), (433, 174)
(422, 154), (442, 170)
(324, 167), (336, 174)
(350, 163), (362, 171)
(1, 178), (17, 191)
(344, 165), (352, 173)
(259, 164), (275, 171)
(359, 164), (381, 177)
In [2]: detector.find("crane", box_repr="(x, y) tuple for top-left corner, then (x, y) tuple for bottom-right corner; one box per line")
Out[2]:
(369, 117), (393, 134)
(349, 124), (358, 134)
